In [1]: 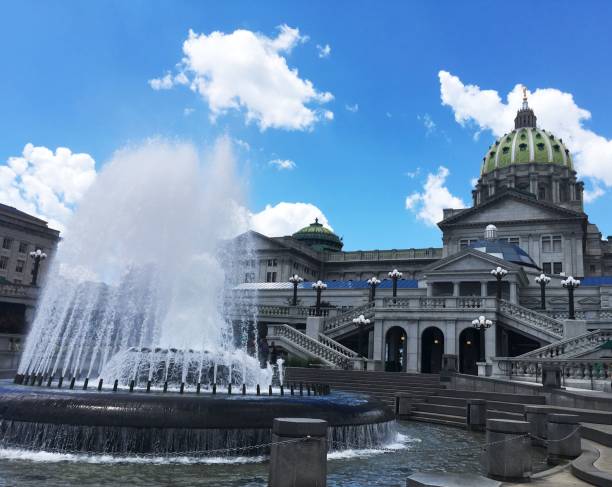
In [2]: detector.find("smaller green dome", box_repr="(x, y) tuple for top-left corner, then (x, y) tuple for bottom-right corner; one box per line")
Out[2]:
(292, 218), (343, 252)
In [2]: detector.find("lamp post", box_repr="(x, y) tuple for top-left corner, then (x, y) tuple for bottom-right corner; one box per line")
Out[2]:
(388, 269), (402, 299)
(289, 274), (303, 306)
(490, 266), (508, 300)
(471, 315), (493, 363)
(352, 314), (371, 359)
(535, 273), (551, 310)
(29, 249), (47, 286)
(367, 276), (381, 302)
(561, 276), (580, 320)
(312, 280), (327, 316)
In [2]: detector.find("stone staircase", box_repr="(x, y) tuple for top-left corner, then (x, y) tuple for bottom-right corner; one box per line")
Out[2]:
(517, 329), (612, 359)
(498, 299), (564, 342)
(322, 302), (375, 339)
(267, 324), (356, 369)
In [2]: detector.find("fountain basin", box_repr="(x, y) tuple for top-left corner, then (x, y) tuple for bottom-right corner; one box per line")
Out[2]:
(0, 381), (394, 455)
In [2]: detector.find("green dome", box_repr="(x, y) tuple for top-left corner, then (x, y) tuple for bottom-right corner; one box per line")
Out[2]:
(481, 127), (573, 176)
(292, 218), (343, 252)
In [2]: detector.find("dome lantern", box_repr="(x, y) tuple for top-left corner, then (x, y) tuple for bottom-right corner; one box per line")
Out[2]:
(292, 218), (343, 252)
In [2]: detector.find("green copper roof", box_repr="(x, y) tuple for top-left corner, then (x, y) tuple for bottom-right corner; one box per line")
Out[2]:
(292, 218), (343, 252)
(481, 127), (573, 175)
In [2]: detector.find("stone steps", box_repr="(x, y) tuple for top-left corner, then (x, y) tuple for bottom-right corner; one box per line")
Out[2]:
(412, 402), (466, 416)
(408, 411), (466, 428)
(581, 423), (612, 448)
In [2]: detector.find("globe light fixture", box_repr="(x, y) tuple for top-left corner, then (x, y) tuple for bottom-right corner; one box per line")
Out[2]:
(312, 280), (328, 316)
(535, 273), (551, 310)
(288, 274), (303, 306)
(561, 276), (581, 320)
(367, 276), (381, 302)
(388, 269), (403, 298)
(29, 249), (48, 287)
(352, 314), (371, 359)
(472, 315), (493, 362)
(490, 266), (508, 300)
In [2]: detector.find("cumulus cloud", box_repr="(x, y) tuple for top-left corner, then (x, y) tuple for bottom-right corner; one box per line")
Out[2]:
(149, 25), (334, 131)
(345, 103), (359, 113)
(405, 166), (466, 226)
(418, 113), (436, 135)
(317, 43), (331, 58)
(268, 159), (296, 171)
(439, 70), (612, 193)
(0, 144), (97, 231)
(250, 202), (332, 236)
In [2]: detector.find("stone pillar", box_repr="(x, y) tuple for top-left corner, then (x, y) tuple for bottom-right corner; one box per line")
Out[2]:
(542, 365), (562, 389)
(524, 405), (551, 447)
(426, 283), (433, 297)
(372, 321), (384, 362)
(406, 324), (418, 372)
(395, 393), (413, 418)
(453, 282), (460, 297)
(509, 282), (517, 304)
(486, 419), (532, 482)
(480, 281), (487, 297)
(562, 319), (587, 339)
(547, 414), (581, 464)
(305, 317), (323, 340)
(484, 323), (496, 362)
(467, 399), (487, 431)
(269, 418), (327, 487)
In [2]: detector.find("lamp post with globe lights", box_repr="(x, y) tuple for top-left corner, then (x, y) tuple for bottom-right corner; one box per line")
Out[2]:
(535, 273), (551, 310)
(472, 315), (493, 363)
(388, 269), (402, 299)
(352, 314), (371, 359)
(312, 280), (327, 316)
(367, 276), (381, 302)
(29, 249), (47, 286)
(490, 266), (508, 300)
(561, 276), (581, 320)
(288, 274), (303, 306)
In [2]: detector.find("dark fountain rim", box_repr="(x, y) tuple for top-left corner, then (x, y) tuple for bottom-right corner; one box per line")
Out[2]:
(0, 381), (394, 430)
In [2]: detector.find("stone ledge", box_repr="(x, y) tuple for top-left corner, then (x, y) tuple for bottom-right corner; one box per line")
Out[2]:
(570, 441), (612, 487)
(406, 472), (501, 487)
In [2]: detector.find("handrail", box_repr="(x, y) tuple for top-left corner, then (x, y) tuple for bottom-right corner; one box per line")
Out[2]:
(317, 333), (358, 358)
(492, 356), (612, 382)
(323, 302), (374, 332)
(517, 330), (612, 359)
(267, 324), (352, 369)
(498, 299), (564, 338)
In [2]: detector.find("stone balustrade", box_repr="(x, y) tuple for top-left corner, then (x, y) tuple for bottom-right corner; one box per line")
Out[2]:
(545, 309), (612, 321)
(499, 299), (564, 337)
(322, 302), (374, 332)
(0, 283), (38, 301)
(517, 330), (612, 359)
(267, 324), (353, 369)
(492, 357), (612, 383)
(233, 304), (335, 319)
(317, 333), (358, 358)
(381, 296), (496, 309)
(323, 247), (442, 262)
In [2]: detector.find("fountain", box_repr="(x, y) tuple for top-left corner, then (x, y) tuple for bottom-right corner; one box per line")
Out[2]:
(0, 138), (393, 456)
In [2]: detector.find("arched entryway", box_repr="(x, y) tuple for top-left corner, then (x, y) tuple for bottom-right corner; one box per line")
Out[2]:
(421, 327), (444, 373)
(459, 328), (481, 375)
(385, 326), (407, 372)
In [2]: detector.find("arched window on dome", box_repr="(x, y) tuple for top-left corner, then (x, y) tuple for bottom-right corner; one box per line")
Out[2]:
(537, 142), (545, 151)
(553, 144), (561, 151)
(519, 143), (528, 151)
(502, 147), (510, 154)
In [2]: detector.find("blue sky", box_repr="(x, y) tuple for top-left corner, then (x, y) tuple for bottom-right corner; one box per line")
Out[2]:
(2, 1), (612, 249)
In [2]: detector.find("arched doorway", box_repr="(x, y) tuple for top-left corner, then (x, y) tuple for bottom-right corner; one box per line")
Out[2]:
(459, 328), (481, 375)
(385, 326), (407, 372)
(421, 327), (444, 373)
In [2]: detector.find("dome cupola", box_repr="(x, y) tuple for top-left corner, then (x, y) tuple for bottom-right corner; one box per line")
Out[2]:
(292, 218), (343, 252)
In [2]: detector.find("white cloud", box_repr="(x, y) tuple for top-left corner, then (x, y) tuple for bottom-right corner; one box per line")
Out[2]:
(584, 183), (605, 203)
(0, 144), (97, 231)
(345, 103), (359, 113)
(250, 202), (332, 236)
(269, 158), (296, 170)
(439, 70), (612, 192)
(405, 167), (421, 178)
(417, 113), (436, 135)
(405, 166), (466, 226)
(150, 25), (334, 131)
(233, 138), (251, 151)
(183, 107), (195, 116)
(317, 43), (331, 58)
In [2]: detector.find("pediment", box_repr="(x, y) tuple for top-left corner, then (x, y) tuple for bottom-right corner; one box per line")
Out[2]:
(425, 249), (519, 274)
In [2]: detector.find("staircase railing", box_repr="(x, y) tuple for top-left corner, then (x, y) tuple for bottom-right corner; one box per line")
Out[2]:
(323, 302), (375, 333)
(498, 299), (564, 338)
(493, 357), (612, 384)
(267, 324), (353, 369)
(517, 330), (612, 359)
(317, 333), (358, 358)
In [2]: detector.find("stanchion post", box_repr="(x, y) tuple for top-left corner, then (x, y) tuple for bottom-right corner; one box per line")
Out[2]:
(547, 413), (581, 464)
(486, 419), (532, 482)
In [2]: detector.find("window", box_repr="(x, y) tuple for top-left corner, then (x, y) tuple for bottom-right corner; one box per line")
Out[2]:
(542, 235), (562, 252)
(542, 262), (563, 275)
(244, 272), (255, 283)
(15, 260), (25, 273)
(553, 262), (563, 274)
(552, 236), (562, 252)
(266, 271), (277, 283)
(2, 238), (12, 250)
(536, 143), (545, 151)
(519, 143), (527, 151)
(9, 337), (21, 352)
(459, 238), (477, 250)
(499, 236), (520, 246)
(542, 262), (551, 274)
(18, 242), (28, 254)
(267, 259), (278, 267)
(538, 185), (546, 200)
(0, 256), (8, 270)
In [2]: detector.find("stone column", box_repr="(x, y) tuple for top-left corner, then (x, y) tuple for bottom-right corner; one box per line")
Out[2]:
(453, 282), (460, 297)
(547, 413), (581, 464)
(372, 321), (384, 363)
(406, 324), (418, 372)
(486, 419), (532, 482)
(509, 282), (517, 304)
(524, 405), (551, 447)
(480, 281), (487, 297)
(305, 317), (323, 340)
(484, 323), (496, 362)
(269, 418), (328, 487)
(467, 399), (487, 431)
(562, 319), (587, 339)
